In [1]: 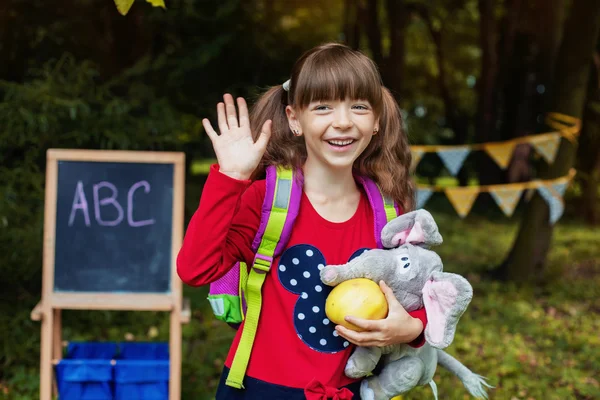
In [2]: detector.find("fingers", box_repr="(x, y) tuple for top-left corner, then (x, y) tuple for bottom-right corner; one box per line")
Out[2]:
(336, 324), (381, 347)
(224, 93), (239, 129)
(380, 281), (400, 307)
(344, 316), (381, 332)
(202, 118), (218, 141)
(255, 119), (272, 150)
(237, 97), (249, 127)
(217, 102), (228, 134)
(380, 280), (407, 315)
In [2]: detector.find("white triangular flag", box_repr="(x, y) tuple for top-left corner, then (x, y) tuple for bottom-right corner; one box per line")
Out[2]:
(530, 133), (561, 164)
(416, 188), (433, 209)
(538, 185), (565, 224)
(437, 147), (470, 176)
(489, 186), (523, 217)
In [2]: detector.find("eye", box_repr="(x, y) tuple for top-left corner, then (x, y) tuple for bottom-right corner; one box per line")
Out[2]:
(352, 104), (368, 110)
(397, 254), (411, 274)
(314, 104), (331, 111)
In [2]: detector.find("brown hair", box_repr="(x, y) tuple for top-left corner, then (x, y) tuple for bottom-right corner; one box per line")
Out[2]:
(249, 43), (414, 211)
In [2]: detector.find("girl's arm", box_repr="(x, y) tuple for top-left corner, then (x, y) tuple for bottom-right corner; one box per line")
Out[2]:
(406, 308), (427, 348)
(176, 164), (264, 286)
(179, 92), (271, 287)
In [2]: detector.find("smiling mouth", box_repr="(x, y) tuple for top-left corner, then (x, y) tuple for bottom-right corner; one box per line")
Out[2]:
(327, 139), (355, 147)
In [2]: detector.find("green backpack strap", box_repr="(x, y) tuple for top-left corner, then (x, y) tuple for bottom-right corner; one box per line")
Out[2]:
(226, 166), (296, 389)
(382, 191), (397, 223)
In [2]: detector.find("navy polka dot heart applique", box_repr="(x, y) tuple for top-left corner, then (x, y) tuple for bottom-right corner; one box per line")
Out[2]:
(277, 245), (370, 353)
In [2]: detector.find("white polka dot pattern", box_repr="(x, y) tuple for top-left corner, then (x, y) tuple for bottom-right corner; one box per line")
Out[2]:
(277, 244), (370, 353)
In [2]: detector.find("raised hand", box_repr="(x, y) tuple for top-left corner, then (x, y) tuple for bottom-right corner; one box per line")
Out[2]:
(202, 93), (272, 180)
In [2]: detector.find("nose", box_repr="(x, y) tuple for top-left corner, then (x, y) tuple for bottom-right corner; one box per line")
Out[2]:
(332, 108), (353, 130)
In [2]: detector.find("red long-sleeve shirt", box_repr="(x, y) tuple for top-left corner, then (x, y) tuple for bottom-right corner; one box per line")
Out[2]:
(177, 165), (427, 391)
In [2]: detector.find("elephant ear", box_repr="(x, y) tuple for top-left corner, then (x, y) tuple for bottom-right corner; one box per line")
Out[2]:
(422, 271), (473, 349)
(381, 209), (443, 249)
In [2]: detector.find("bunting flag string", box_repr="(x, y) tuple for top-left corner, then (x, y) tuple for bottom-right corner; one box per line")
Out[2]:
(415, 169), (576, 223)
(410, 112), (581, 175)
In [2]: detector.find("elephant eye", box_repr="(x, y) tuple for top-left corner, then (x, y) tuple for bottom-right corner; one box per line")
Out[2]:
(397, 253), (411, 274)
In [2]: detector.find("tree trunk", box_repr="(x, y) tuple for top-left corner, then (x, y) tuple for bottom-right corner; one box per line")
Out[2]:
(504, 0), (566, 183)
(363, 0), (384, 66)
(384, 0), (408, 97)
(343, 0), (361, 50)
(410, 3), (470, 186)
(500, 0), (600, 282)
(575, 47), (600, 225)
(476, 0), (502, 186)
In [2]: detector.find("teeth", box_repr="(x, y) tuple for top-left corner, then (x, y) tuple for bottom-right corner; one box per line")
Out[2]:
(329, 139), (354, 146)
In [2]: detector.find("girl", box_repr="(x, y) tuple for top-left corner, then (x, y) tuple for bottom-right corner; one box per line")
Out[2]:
(177, 43), (427, 399)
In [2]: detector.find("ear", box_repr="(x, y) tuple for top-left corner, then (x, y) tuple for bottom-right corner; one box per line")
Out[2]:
(381, 209), (443, 248)
(422, 271), (473, 349)
(285, 105), (301, 133)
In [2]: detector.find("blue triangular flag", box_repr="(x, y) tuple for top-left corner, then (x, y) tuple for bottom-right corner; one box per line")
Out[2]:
(537, 186), (564, 224)
(437, 148), (471, 176)
(416, 188), (433, 209)
(552, 182), (568, 197)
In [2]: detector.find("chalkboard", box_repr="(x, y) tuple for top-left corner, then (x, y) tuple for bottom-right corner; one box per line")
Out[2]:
(53, 160), (175, 293)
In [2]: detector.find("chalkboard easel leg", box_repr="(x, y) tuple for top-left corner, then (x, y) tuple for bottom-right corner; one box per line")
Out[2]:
(40, 307), (54, 400)
(52, 309), (62, 397)
(169, 310), (182, 400)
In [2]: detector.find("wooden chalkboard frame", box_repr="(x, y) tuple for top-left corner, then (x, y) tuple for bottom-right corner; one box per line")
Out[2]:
(31, 149), (189, 400)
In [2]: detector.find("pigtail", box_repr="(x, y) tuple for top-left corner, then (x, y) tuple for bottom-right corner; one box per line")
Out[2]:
(249, 85), (306, 180)
(355, 87), (415, 212)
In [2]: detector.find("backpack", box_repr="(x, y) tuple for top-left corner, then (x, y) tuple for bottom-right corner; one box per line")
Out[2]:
(207, 165), (399, 389)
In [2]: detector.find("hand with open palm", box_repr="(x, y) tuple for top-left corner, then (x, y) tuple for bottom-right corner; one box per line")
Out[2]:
(202, 93), (272, 180)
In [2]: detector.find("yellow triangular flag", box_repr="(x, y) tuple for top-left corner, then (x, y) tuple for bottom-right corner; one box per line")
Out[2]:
(546, 112), (581, 143)
(114, 0), (135, 15)
(524, 188), (535, 202)
(411, 147), (425, 171)
(530, 133), (560, 164)
(489, 185), (523, 217)
(483, 142), (516, 169)
(146, 0), (166, 8)
(445, 187), (480, 218)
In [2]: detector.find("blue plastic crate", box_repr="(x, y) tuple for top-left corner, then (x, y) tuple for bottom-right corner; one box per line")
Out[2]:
(114, 360), (169, 400)
(66, 342), (117, 360)
(55, 359), (113, 400)
(55, 342), (169, 400)
(119, 342), (169, 360)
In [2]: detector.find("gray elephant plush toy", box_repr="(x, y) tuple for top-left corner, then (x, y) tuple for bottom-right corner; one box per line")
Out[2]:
(320, 209), (492, 400)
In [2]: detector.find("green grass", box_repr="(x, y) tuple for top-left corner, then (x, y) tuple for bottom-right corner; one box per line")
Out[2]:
(1, 193), (598, 400)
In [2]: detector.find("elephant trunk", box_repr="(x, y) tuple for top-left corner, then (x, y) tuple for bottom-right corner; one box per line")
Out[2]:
(320, 249), (394, 287)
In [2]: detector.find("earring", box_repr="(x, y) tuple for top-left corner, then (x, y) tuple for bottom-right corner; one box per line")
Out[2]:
(373, 128), (379, 134)
(293, 129), (302, 137)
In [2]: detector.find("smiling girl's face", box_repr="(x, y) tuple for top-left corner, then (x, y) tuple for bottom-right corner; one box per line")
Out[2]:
(286, 98), (379, 171)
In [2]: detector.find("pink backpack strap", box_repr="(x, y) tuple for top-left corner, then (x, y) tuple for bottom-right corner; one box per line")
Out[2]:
(355, 175), (400, 248)
(252, 165), (303, 255)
